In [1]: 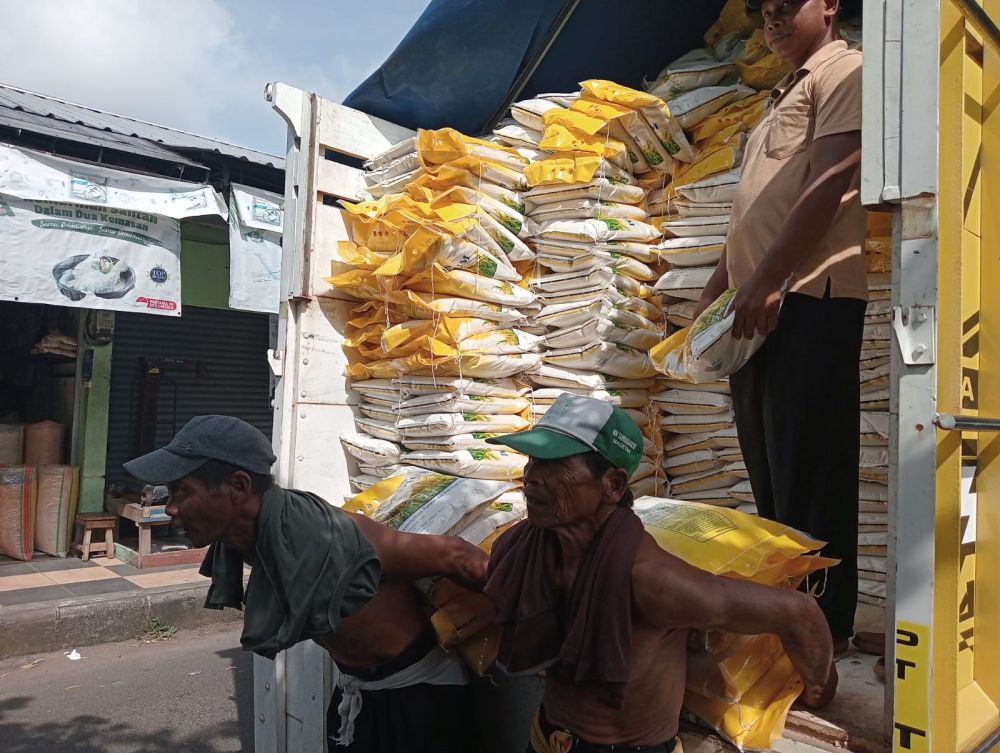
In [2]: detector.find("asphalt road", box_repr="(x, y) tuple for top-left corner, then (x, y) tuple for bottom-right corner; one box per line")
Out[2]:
(0, 623), (253, 753)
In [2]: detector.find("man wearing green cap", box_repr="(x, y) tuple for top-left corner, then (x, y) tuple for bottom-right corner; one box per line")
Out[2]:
(484, 394), (835, 753)
(123, 414), (487, 753)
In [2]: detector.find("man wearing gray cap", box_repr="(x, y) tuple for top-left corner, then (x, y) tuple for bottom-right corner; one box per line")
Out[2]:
(124, 414), (486, 753)
(483, 394), (835, 753)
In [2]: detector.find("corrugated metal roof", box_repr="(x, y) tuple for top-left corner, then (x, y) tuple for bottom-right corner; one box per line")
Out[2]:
(0, 84), (284, 170)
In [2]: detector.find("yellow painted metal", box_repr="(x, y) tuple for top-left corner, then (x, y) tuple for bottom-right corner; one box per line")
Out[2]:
(936, 4), (967, 751)
(977, 0), (1000, 725)
(934, 2), (1000, 750)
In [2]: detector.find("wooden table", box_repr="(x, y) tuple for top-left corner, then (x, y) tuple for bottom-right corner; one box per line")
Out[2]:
(105, 496), (206, 568)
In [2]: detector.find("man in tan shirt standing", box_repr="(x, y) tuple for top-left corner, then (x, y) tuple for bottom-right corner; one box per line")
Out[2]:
(696, 0), (865, 654)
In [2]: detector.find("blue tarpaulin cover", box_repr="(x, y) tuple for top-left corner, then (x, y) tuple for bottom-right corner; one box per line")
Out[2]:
(344, 0), (727, 136)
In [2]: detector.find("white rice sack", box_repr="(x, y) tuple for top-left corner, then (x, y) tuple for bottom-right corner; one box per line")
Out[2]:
(716, 447), (744, 463)
(403, 433), (505, 452)
(652, 389), (733, 415)
(728, 480), (756, 504)
(494, 123), (544, 149)
(543, 340), (658, 378)
(661, 410), (735, 433)
(535, 285), (615, 308)
(724, 461), (749, 479)
(529, 363), (655, 391)
(664, 448), (723, 476)
(359, 402), (400, 424)
(668, 465), (742, 494)
(355, 392), (399, 408)
(654, 267), (716, 301)
(532, 199), (648, 223)
(647, 52), (737, 97)
(631, 459), (658, 483)
(676, 488), (741, 508)
(860, 412), (890, 444)
(536, 249), (656, 281)
(661, 214), (731, 238)
(535, 295), (660, 331)
(537, 92), (580, 107)
(354, 415), (403, 443)
(664, 431), (715, 455)
(660, 377), (730, 394)
(675, 167), (742, 204)
(860, 446), (890, 469)
(531, 387), (650, 409)
(395, 393), (530, 416)
(454, 494), (527, 544)
(536, 217), (662, 244)
(403, 449), (527, 480)
(533, 238), (660, 263)
(459, 328), (545, 355)
(364, 151), (421, 184)
(352, 379), (399, 401)
(545, 318), (663, 351)
(395, 376), (529, 399)
(341, 432), (402, 468)
(707, 426), (741, 449)
(630, 474), (663, 498)
(358, 463), (405, 479)
(531, 402), (651, 429)
(674, 200), (733, 218)
(389, 476), (518, 535)
(656, 237), (726, 268)
(530, 267), (616, 294)
(350, 474), (382, 491)
(651, 289), (768, 383)
(859, 481), (889, 503)
(666, 301), (698, 328)
(365, 138), (417, 170)
(664, 84), (751, 130)
(511, 98), (563, 131)
(860, 388), (890, 410)
(525, 179), (647, 208)
(396, 412), (530, 438)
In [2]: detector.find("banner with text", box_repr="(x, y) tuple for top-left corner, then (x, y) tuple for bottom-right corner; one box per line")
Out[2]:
(0, 144), (227, 219)
(227, 184), (282, 314)
(0, 197), (182, 315)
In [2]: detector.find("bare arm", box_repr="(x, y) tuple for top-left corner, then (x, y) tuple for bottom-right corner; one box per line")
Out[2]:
(693, 247), (729, 320)
(731, 131), (862, 339)
(351, 513), (489, 590)
(632, 540), (832, 698)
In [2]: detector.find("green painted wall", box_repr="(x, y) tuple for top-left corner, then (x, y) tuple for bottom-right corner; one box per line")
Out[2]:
(180, 223), (231, 311)
(77, 336), (113, 514)
(76, 221), (233, 511)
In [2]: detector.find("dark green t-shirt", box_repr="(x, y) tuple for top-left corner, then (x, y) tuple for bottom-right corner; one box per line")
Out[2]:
(200, 485), (381, 658)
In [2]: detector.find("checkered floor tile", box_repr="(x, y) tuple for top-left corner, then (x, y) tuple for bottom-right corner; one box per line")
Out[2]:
(0, 554), (206, 607)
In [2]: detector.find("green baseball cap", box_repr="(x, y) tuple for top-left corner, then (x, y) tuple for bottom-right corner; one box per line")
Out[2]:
(486, 393), (644, 476)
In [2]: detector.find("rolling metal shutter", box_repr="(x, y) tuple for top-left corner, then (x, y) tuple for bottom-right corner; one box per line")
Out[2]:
(105, 306), (273, 484)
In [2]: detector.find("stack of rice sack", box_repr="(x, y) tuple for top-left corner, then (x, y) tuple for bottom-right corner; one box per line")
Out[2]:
(505, 83), (676, 497)
(857, 213), (892, 607)
(329, 129), (546, 491)
(635, 36), (771, 512)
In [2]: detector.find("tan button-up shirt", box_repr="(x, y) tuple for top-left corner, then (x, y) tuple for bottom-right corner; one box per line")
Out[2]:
(726, 40), (867, 301)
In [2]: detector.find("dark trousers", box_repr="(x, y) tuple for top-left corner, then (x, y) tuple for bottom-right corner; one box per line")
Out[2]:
(730, 290), (866, 639)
